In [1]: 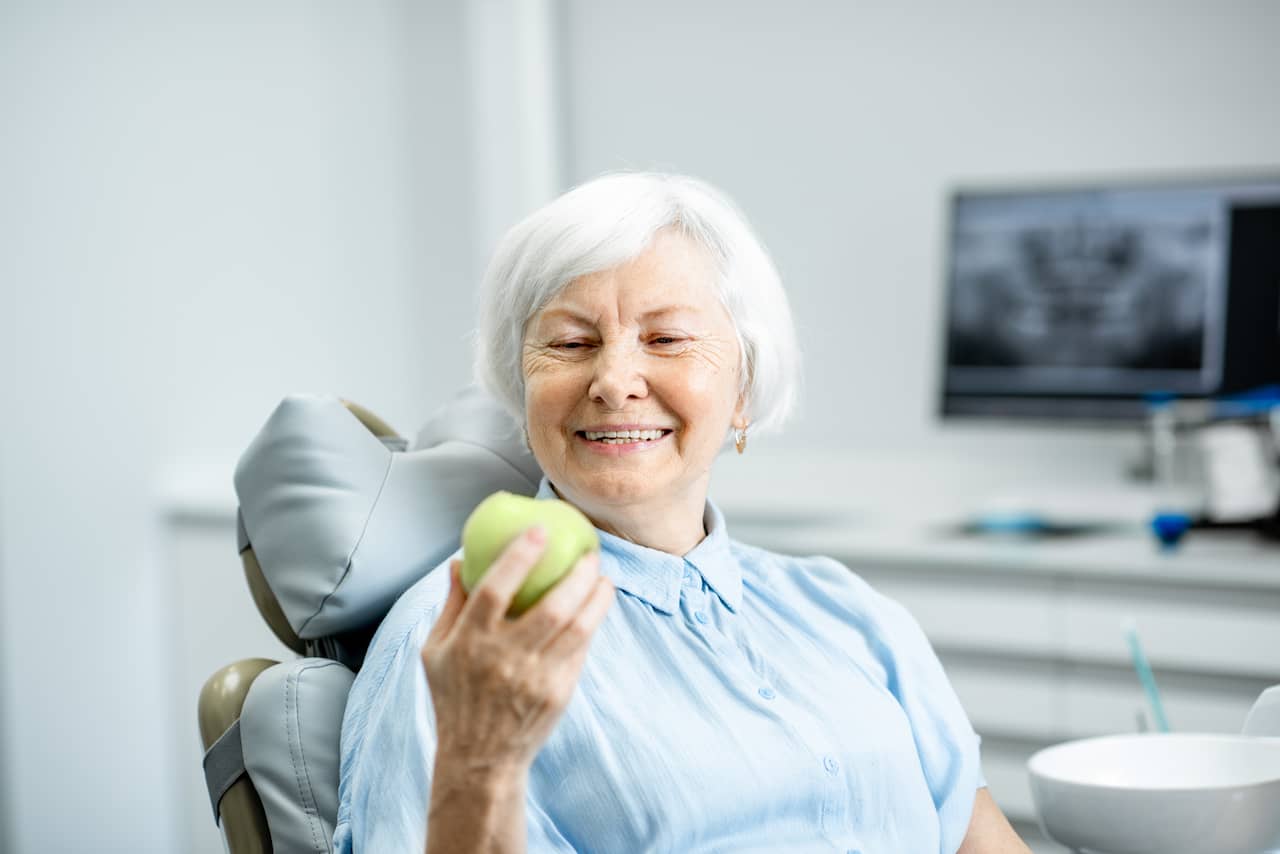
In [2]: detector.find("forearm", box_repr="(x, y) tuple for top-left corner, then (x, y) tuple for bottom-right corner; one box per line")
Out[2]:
(425, 755), (529, 854)
(956, 788), (1033, 854)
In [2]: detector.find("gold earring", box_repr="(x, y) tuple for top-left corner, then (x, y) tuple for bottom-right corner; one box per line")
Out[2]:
(734, 424), (748, 455)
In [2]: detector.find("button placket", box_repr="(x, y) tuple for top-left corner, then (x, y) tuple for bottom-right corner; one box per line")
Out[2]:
(682, 564), (715, 630)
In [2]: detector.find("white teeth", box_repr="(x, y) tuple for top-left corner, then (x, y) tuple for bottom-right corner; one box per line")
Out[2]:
(583, 429), (667, 442)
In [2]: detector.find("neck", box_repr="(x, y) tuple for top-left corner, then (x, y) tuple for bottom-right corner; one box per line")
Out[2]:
(550, 481), (709, 556)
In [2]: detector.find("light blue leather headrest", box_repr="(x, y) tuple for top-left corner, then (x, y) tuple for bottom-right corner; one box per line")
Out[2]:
(234, 387), (541, 639)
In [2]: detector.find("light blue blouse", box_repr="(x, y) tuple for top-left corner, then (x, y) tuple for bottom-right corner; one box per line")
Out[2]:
(334, 478), (985, 853)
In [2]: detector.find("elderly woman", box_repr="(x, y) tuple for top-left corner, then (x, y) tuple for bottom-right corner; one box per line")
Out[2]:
(334, 173), (1029, 853)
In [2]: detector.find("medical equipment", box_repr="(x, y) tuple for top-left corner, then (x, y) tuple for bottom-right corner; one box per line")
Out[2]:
(1028, 685), (1280, 854)
(198, 388), (540, 853)
(939, 174), (1280, 423)
(1122, 621), (1169, 733)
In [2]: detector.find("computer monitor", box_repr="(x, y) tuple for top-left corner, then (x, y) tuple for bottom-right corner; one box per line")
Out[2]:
(940, 173), (1280, 421)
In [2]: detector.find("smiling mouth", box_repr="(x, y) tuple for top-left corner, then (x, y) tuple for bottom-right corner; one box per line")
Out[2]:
(575, 429), (673, 445)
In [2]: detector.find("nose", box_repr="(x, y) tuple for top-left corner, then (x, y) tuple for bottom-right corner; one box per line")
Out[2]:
(588, 340), (646, 410)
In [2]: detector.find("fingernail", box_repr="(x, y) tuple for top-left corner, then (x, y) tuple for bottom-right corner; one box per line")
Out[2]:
(527, 524), (547, 543)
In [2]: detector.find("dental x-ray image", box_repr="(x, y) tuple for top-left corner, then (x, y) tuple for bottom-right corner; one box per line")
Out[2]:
(945, 187), (1227, 395)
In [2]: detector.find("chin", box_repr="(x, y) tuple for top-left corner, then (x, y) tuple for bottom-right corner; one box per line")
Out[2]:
(566, 469), (658, 507)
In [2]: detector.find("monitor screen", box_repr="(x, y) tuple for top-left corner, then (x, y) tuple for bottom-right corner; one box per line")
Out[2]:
(940, 174), (1280, 421)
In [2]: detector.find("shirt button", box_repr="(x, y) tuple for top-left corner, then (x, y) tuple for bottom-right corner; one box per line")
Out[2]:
(682, 572), (697, 588)
(823, 755), (840, 775)
(758, 687), (776, 700)
(694, 611), (709, 624)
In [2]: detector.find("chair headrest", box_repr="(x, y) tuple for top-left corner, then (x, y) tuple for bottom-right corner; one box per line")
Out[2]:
(234, 387), (540, 640)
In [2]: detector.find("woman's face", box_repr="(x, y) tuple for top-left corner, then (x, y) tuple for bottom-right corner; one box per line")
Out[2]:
(522, 230), (744, 517)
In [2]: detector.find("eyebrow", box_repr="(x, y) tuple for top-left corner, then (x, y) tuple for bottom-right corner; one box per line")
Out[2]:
(641, 305), (701, 320)
(539, 305), (703, 325)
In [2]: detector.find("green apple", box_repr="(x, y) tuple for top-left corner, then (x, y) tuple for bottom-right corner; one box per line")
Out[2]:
(460, 491), (600, 616)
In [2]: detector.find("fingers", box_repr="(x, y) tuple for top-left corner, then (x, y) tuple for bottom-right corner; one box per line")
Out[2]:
(426, 559), (466, 646)
(461, 526), (548, 626)
(422, 537), (614, 775)
(541, 574), (615, 663)
(507, 550), (602, 649)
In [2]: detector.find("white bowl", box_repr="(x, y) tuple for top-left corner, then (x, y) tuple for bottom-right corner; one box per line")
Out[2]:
(1028, 733), (1280, 854)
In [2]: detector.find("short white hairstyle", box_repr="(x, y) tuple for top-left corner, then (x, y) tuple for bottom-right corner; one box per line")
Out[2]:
(473, 171), (801, 439)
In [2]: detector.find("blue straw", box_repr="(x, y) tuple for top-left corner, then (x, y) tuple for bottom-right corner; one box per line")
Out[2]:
(1124, 620), (1170, 733)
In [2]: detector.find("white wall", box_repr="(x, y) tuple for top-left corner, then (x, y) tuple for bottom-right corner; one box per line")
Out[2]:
(560, 0), (1280, 471)
(0, 2), (475, 851)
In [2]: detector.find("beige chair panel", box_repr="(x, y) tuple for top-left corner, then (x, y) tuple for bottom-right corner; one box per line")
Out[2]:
(200, 658), (280, 854)
(242, 545), (305, 656)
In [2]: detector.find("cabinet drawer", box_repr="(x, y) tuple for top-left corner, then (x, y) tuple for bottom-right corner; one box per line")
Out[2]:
(859, 567), (1061, 658)
(945, 657), (1066, 740)
(1060, 668), (1266, 737)
(945, 653), (1267, 742)
(1061, 581), (1280, 679)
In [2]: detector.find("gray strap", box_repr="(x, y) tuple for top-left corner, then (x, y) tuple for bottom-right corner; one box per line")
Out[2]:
(203, 718), (247, 823)
(379, 436), (408, 452)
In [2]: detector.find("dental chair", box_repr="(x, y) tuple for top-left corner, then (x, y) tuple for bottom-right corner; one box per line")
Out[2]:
(198, 387), (540, 853)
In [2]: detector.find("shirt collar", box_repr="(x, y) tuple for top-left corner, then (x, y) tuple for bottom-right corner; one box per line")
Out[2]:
(535, 477), (741, 615)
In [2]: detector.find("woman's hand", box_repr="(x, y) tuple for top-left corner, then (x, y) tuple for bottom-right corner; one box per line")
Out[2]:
(421, 525), (616, 780)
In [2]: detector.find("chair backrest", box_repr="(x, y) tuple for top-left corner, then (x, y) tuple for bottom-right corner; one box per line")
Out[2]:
(198, 388), (539, 853)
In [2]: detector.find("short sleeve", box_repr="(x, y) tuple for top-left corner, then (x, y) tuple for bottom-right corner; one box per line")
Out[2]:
(334, 589), (575, 853)
(838, 563), (986, 853)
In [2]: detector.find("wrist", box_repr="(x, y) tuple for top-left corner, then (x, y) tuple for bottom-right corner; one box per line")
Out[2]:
(432, 751), (528, 797)
(427, 752), (529, 854)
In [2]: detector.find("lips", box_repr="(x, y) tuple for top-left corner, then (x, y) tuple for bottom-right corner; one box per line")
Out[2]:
(578, 428), (672, 443)
(573, 429), (673, 455)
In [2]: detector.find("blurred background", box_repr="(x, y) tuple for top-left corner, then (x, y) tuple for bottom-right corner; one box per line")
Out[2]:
(2, 1), (1279, 852)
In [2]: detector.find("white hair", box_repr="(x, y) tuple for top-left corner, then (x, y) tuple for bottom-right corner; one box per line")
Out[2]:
(473, 171), (801, 440)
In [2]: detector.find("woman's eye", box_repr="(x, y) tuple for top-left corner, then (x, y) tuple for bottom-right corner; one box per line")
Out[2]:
(554, 341), (589, 350)
(651, 336), (680, 345)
